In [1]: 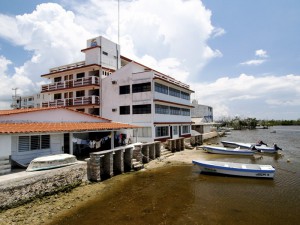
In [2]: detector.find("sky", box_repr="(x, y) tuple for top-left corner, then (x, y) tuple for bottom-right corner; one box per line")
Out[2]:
(0, 0), (299, 120)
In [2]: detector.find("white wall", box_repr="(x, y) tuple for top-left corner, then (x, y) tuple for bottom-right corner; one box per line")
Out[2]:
(0, 108), (108, 123)
(10, 134), (64, 165)
(0, 135), (11, 157)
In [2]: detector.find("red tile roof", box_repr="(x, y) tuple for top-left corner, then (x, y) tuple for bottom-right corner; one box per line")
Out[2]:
(0, 122), (139, 134)
(0, 107), (111, 121)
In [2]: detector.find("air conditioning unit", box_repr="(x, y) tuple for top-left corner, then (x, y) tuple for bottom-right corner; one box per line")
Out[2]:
(112, 80), (117, 84)
(112, 108), (117, 112)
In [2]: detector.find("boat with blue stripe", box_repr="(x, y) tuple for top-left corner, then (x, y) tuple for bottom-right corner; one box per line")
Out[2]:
(192, 160), (275, 178)
(201, 145), (255, 156)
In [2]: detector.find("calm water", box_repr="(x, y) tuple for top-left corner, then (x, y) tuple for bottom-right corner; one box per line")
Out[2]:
(49, 126), (300, 225)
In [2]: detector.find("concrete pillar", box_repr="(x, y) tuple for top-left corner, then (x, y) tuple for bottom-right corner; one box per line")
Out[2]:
(124, 147), (134, 172)
(69, 132), (73, 155)
(154, 141), (161, 158)
(113, 149), (124, 175)
(132, 145), (142, 162)
(180, 138), (185, 150)
(100, 152), (113, 180)
(88, 152), (102, 182)
(111, 131), (114, 149)
(149, 143), (155, 160)
(176, 139), (180, 151)
(141, 144), (150, 163)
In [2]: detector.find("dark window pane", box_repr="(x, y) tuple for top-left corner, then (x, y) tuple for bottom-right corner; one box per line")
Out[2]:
(133, 104), (151, 114)
(119, 85), (130, 94)
(120, 105), (130, 115)
(132, 82), (151, 93)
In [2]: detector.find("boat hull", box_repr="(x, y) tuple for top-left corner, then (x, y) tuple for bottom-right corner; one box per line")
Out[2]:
(221, 141), (253, 149)
(26, 154), (77, 172)
(192, 160), (275, 178)
(202, 146), (254, 156)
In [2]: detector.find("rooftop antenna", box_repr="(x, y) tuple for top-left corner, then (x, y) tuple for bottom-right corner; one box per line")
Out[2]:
(118, 0), (120, 44)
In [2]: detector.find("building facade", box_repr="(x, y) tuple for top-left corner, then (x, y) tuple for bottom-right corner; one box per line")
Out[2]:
(101, 58), (194, 142)
(13, 36), (193, 142)
(40, 36), (120, 115)
(191, 99), (213, 122)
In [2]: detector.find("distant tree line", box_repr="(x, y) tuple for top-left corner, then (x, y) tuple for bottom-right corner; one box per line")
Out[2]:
(218, 117), (300, 130)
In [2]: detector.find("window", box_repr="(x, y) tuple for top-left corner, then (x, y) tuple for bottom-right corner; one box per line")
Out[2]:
(156, 126), (169, 137)
(119, 85), (130, 95)
(181, 91), (190, 100)
(77, 72), (85, 79)
(54, 77), (61, 82)
(170, 106), (181, 115)
(134, 127), (152, 137)
(182, 125), (190, 134)
(155, 83), (168, 95)
(120, 105), (130, 115)
(133, 104), (151, 114)
(181, 108), (190, 116)
(54, 93), (61, 100)
(169, 87), (180, 98)
(173, 126), (178, 135)
(132, 82), (151, 93)
(155, 104), (169, 114)
(76, 90), (85, 97)
(18, 135), (50, 152)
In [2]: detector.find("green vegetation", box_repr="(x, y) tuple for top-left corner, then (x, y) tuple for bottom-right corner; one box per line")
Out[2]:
(218, 117), (300, 130)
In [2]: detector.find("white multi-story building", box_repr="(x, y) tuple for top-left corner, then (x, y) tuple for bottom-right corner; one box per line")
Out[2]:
(40, 36), (120, 115)
(191, 100), (213, 122)
(30, 36), (193, 142)
(102, 56), (194, 142)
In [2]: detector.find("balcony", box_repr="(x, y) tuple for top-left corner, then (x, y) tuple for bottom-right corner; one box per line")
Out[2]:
(41, 76), (100, 93)
(42, 96), (100, 107)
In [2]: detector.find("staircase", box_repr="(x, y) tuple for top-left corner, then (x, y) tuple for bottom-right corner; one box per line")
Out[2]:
(160, 148), (174, 158)
(131, 159), (144, 171)
(0, 156), (11, 175)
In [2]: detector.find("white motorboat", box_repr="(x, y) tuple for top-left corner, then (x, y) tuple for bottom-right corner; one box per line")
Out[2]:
(26, 154), (77, 172)
(221, 140), (254, 149)
(192, 160), (275, 178)
(201, 145), (254, 156)
(253, 144), (282, 153)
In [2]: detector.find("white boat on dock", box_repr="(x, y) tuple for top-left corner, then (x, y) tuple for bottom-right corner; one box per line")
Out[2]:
(201, 145), (254, 156)
(192, 160), (275, 178)
(26, 154), (77, 172)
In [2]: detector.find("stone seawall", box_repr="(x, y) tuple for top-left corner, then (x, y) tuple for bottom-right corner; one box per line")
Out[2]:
(0, 162), (87, 210)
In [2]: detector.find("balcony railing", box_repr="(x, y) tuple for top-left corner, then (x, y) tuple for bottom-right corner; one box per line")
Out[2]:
(41, 76), (100, 92)
(42, 96), (100, 107)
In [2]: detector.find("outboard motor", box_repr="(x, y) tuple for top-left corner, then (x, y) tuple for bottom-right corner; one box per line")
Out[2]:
(274, 143), (282, 151)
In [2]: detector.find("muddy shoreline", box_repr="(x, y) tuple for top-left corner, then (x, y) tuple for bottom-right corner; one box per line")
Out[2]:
(0, 148), (207, 225)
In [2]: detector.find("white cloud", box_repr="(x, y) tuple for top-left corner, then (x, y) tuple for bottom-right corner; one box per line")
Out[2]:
(191, 74), (300, 120)
(0, 0), (223, 109)
(240, 59), (266, 66)
(69, 0), (222, 81)
(255, 49), (268, 58)
(240, 49), (269, 66)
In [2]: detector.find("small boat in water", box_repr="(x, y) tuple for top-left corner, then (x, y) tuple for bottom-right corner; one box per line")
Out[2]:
(221, 140), (254, 149)
(26, 154), (77, 172)
(201, 145), (254, 156)
(221, 140), (282, 153)
(192, 160), (275, 178)
(253, 144), (282, 153)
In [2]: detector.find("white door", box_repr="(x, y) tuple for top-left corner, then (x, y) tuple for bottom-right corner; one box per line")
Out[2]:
(172, 126), (179, 139)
